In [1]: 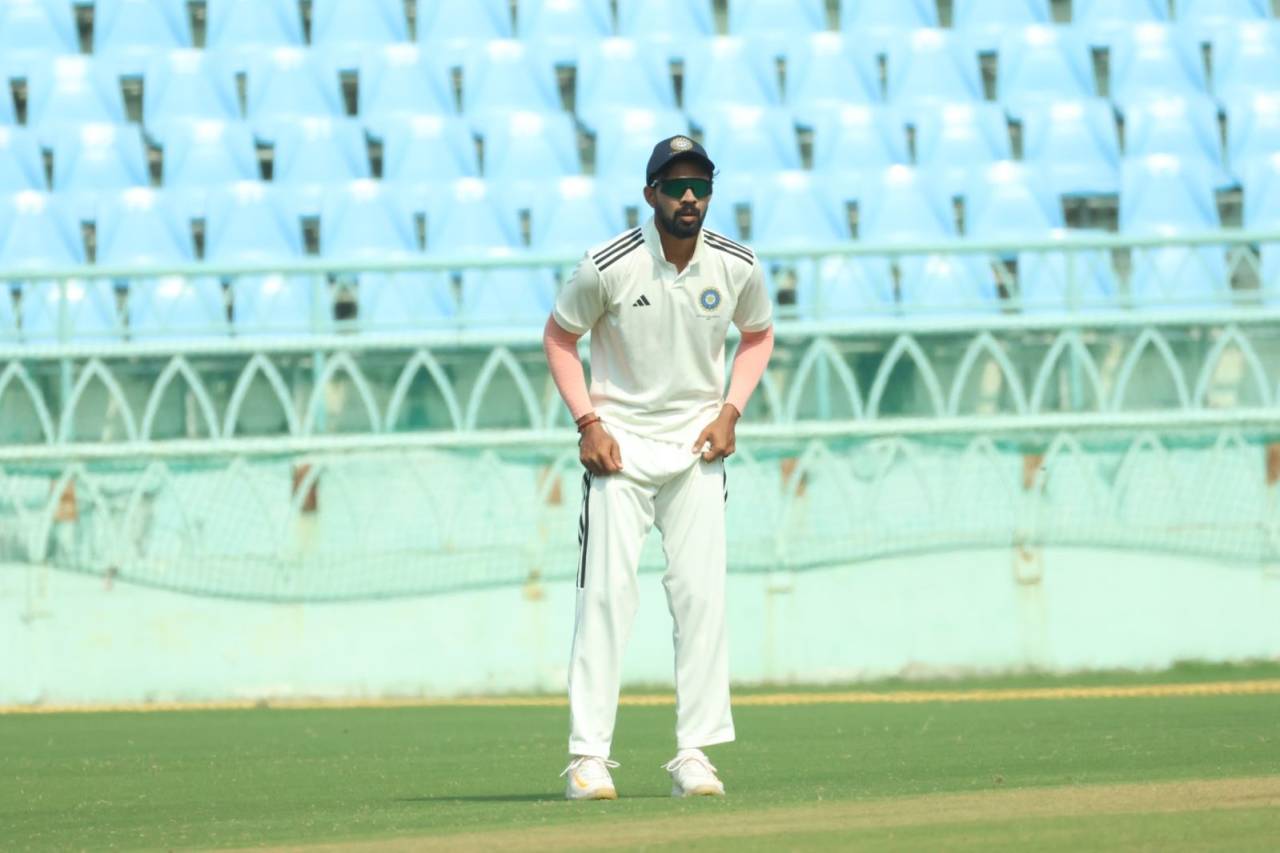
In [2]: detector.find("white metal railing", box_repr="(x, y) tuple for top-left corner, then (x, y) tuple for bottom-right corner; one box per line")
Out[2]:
(1, 228), (1278, 459)
(0, 227), (1277, 353)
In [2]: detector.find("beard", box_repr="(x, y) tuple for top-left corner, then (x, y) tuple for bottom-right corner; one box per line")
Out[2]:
(656, 204), (704, 239)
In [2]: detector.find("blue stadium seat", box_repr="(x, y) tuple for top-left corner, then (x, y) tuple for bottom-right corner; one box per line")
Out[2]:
(460, 268), (557, 327)
(244, 48), (344, 122)
(1119, 155), (1219, 234)
(791, 256), (895, 319)
(95, 187), (192, 265)
(52, 123), (148, 192)
(143, 50), (239, 126)
(24, 55), (127, 132)
(1242, 153), (1280, 227)
(357, 44), (457, 121)
(205, 0), (303, 52)
(839, 0), (938, 52)
(424, 178), (519, 255)
(1071, 0), (1168, 45)
(0, 0), (77, 72)
(1108, 24), (1208, 107)
(0, 189), (115, 338)
(728, 0), (826, 39)
(202, 181), (311, 333)
(592, 108), (689, 180)
(1121, 96), (1229, 185)
(320, 179), (417, 257)
(20, 277), (120, 341)
(374, 114), (480, 185)
(574, 38), (676, 131)
(1212, 22), (1280, 104)
(617, 0), (713, 46)
(810, 105), (910, 177)
(461, 39), (561, 119)
(964, 161), (1064, 239)
(0, 127), (47, 191)
(886, 29), (983, 110)
(417, 0), (513, 57)
(913, 103), (1012, 195)
(749, 170), (847, 247)
(1129, 246), (1229, 308)
(156, 120), (259, 188)
(517, 0), (612, 63)
(267, 118), (371, 186)
(203, 181), (301, 262)
(698, 107), (801, 176)
(681, 36), (782, 120)
(1020, 99), (1121, 195)
(321, 181), (455, 328)
(899, 254), (1000, 312)
(232, 273), (320, 334)
(747, 170), (863, 315)
(858, 166), (956, 242)
(996, 25), (1095, 117)
(784, 32), (881, 126)
(526, 176), (624, 253)
(1017, 250), (1118, 311)
(128, 273), (228, 338)
(478, 111), (579, 182)
(1174, 0), (1271, 39)
(359, 270), (457, 329)
(92, 0), (192, 75)
(0, 190), (82, 268)
(1227, 94), (1280, 175)
(310, 0), (409, 49)
(953, 0), (1051, 52)
(92, 186), (224, 338)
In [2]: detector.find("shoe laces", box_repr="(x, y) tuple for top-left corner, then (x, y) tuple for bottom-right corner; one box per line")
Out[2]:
(663, 752), (717, 775)
(560, 755), (619, 780)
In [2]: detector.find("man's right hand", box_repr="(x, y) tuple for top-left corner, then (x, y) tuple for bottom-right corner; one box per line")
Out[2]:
(579, 422), (623, 475)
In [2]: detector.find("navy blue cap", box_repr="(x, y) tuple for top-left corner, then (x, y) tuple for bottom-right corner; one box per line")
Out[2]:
(645, 135), (715, 184)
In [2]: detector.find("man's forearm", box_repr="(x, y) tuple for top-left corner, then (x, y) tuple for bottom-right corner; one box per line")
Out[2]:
(725, 326), (775, 415)
(542, 315), (594, 421)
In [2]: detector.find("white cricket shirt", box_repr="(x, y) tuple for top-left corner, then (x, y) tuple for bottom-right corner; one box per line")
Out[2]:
(553, 216), (773, 445)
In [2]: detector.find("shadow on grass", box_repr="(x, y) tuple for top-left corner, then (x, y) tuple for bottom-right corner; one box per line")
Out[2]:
(395, 793), (669, 803)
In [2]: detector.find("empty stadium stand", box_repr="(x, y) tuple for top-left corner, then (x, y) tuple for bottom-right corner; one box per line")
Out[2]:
(0, 0), (1276, 341)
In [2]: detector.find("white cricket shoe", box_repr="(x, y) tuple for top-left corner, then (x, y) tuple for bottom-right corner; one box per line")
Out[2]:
(561, 755), (619, 800)
(664, 749), (725, 797)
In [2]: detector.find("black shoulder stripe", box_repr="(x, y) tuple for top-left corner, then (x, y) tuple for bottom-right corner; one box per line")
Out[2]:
(596, 238), (644, 271)
(705, 235), (754, 265)
(592, 232), (643, 268)
(591, 228), (641, 263)
(704, 231), (754, 258)
(704, 230), (753, 257)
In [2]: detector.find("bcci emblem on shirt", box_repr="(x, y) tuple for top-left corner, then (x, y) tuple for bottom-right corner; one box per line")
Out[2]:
(698, 286), (723, 313)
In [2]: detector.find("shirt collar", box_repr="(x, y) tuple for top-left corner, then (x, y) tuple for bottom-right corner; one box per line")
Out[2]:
(642, 216), (706, 272)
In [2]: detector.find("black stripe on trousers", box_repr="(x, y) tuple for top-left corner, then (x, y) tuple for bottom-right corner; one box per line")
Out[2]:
(722, 467), (728, 504)
(577, 471), (593, 588)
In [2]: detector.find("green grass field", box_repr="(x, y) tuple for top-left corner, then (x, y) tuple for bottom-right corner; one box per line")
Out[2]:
(4, 664), (1280, 851)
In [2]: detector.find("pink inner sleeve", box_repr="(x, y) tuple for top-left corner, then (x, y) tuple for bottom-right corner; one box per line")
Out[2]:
(542, 315), (594, 421)
(725, 326), (775, 415)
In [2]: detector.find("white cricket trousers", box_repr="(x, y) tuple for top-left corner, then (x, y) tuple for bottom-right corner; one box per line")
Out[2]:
(568, 425), (735, 758)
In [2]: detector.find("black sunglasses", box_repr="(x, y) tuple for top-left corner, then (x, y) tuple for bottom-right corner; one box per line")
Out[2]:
(652, 177), (713, 200)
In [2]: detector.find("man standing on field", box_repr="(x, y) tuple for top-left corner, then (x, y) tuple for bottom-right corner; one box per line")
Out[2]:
(542, 136), (775, 799)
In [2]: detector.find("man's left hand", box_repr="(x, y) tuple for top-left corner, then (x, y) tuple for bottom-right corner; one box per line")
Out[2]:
(692, 404), (741, 462)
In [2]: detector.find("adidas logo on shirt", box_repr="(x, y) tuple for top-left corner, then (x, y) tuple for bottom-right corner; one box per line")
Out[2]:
(632, 295), (651, 307)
